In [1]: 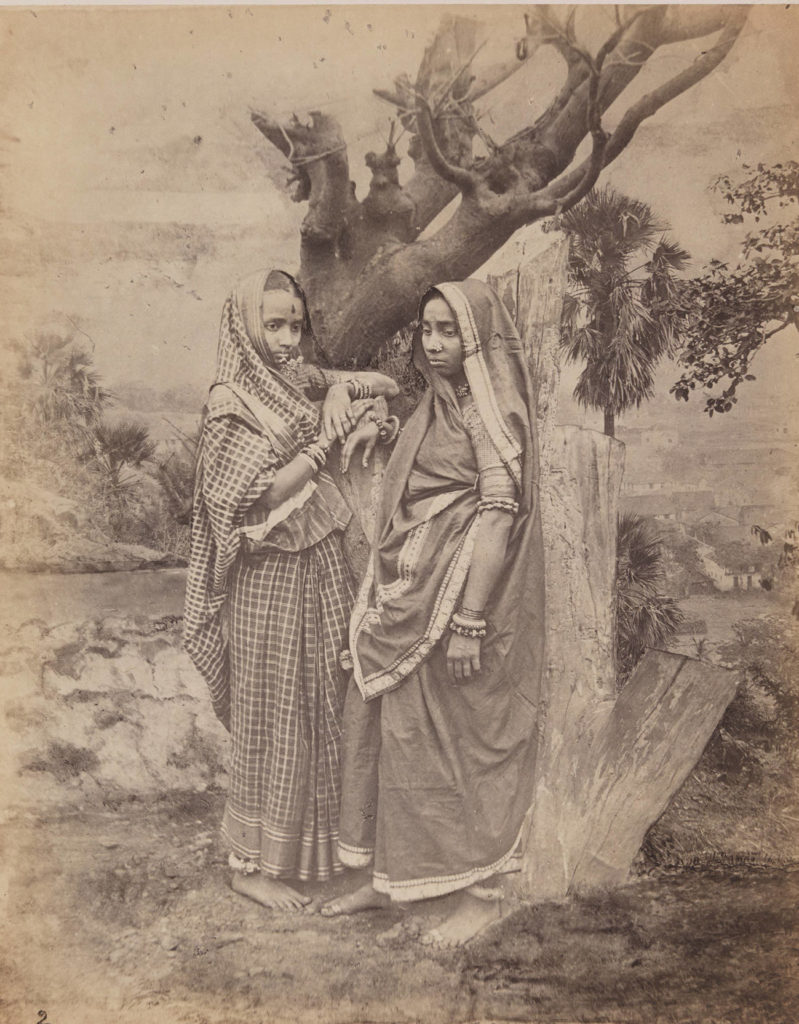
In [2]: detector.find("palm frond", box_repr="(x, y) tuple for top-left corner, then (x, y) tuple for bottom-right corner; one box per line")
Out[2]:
(616, 512), (683, 685)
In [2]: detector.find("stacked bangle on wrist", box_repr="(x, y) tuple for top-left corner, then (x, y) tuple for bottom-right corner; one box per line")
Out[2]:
(346, 378), (373, 401)
(299, 440), (328, 472)
(448, 610), (487, 638)
(477, 498), (519, 516)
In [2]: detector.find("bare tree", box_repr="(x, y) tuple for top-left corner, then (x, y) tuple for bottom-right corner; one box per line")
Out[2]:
(251, 5), (749, 365)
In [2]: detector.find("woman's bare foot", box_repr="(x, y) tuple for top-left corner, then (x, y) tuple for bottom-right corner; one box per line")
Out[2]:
(375, 915), (422, 947)
(320, 883), (389, 917)
(231, 872), (311, 911)
(420, 892), (505, 948)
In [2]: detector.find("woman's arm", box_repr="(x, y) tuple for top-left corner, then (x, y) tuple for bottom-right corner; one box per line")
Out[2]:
(460, 509), (515, 618)
(322, 373), (399, 442)
(249, 433), (332, 511)
(446, 510), (514, 681)
(253, 451), (317, 510)
(349, 370), (400, 399)
(319, 368), (399, 400)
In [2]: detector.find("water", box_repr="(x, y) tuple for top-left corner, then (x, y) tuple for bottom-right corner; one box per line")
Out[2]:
(0, 568), (188, 630)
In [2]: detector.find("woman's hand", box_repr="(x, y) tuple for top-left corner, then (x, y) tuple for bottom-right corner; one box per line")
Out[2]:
(322, 383), (356, 443)
(340, 418), (379, 473)
(349, 397), (377, 423)
(445, 632), (482, 682)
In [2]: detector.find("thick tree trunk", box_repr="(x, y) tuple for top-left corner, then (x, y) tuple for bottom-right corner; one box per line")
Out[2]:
(489, 242), (738, 901)
(604, 407), (615, 437)
(252, 10), (746, 367)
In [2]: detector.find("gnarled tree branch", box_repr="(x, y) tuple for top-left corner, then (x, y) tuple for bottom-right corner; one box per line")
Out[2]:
(249, 5), (752, 365)
(603, 9), (749, 166)
(251, 109), (351, 249)
(414, 98), (480, 195)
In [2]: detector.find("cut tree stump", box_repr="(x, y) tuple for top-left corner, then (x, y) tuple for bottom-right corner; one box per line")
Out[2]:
(564, 649), (739, 892)
(490, 240), (739, 900)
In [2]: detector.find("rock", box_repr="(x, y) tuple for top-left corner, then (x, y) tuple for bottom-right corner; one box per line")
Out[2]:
(4, 609), (228, 812)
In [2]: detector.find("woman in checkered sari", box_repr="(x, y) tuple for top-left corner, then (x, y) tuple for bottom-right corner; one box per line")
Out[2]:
(184, 268), (398, 910)
(323, 279), (545, 945)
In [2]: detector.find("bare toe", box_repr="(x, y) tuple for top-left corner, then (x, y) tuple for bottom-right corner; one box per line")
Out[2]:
(320, 884), (388, 917)
(419, 892), (505, 948)
(231, 873), (309, 911)
(319, 900), (343, 918)
(419, 927), (445, 948)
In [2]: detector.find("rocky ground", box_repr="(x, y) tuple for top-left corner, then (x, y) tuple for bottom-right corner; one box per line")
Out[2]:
(2, 790), (797, 1024)
(1, 590), (797, 1023)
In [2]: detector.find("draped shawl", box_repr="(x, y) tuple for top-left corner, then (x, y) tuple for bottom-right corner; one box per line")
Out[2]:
(183, 268), (325, 727)
(349, 278), (545, 704)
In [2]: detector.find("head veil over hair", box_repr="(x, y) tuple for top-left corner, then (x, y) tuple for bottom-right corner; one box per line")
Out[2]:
(348, 277), (545, 707)
(183, 267), (320, 726)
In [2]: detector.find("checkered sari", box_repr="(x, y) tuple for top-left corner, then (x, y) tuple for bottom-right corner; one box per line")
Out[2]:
(222, 535), (353, 879)
(184, 269), (354, 879)
(184, 269), (321, 725)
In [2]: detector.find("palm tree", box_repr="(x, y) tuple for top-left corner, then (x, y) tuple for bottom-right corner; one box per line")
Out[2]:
(150, 421), (201, 527)
(18, 333), (112, 436)
(616, 513), (683, 687)
(86, 419), (156, 535)
(559, 188), (690, 437)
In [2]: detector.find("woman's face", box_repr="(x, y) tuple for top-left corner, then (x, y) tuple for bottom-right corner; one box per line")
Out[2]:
(420, 295), (464, 380)
(260, 288), (305, 364)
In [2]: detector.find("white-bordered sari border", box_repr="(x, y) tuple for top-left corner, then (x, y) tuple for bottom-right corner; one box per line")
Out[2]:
(436, 283), (523, 489)
(376, 490), (462, 607)
(338, 840), (374, 869)
(350, 513), (482, 701)
(371, 819), (525, 903)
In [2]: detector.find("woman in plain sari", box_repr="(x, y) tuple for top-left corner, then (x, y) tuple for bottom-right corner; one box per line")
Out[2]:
(184, 267), (398, 910)
(323, 278), (545, 946)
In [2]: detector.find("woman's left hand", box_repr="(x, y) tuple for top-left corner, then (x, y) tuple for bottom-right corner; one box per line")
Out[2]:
(322, 383), (356, 443)
(340, 418), (379, 473)
(445, 632), (482, 682)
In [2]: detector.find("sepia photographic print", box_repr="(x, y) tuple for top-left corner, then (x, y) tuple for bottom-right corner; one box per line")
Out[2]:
(1, 3), (797, 1023)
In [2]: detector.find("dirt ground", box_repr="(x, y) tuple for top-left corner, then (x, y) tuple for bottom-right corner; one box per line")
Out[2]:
(2, 790), (797, 1024)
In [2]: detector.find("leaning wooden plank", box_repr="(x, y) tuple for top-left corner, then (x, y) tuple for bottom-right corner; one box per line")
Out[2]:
(568, 649), (739, 890)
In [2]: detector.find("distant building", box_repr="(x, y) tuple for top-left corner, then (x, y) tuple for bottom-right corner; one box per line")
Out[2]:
(621, 493), (678, 520)
(695, 510), (738, 528)
(621, 489), (716, 523)
(692, 514), (752, 546)
(621, 480), (667, 496)
(694, 542), (762, 593)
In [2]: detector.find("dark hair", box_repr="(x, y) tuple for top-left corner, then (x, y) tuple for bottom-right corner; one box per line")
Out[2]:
(264, 269), (301, 296)
(264, 270), (312, 331)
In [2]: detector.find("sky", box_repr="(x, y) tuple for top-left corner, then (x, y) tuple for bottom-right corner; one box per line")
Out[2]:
(1, 3), (797, 429)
